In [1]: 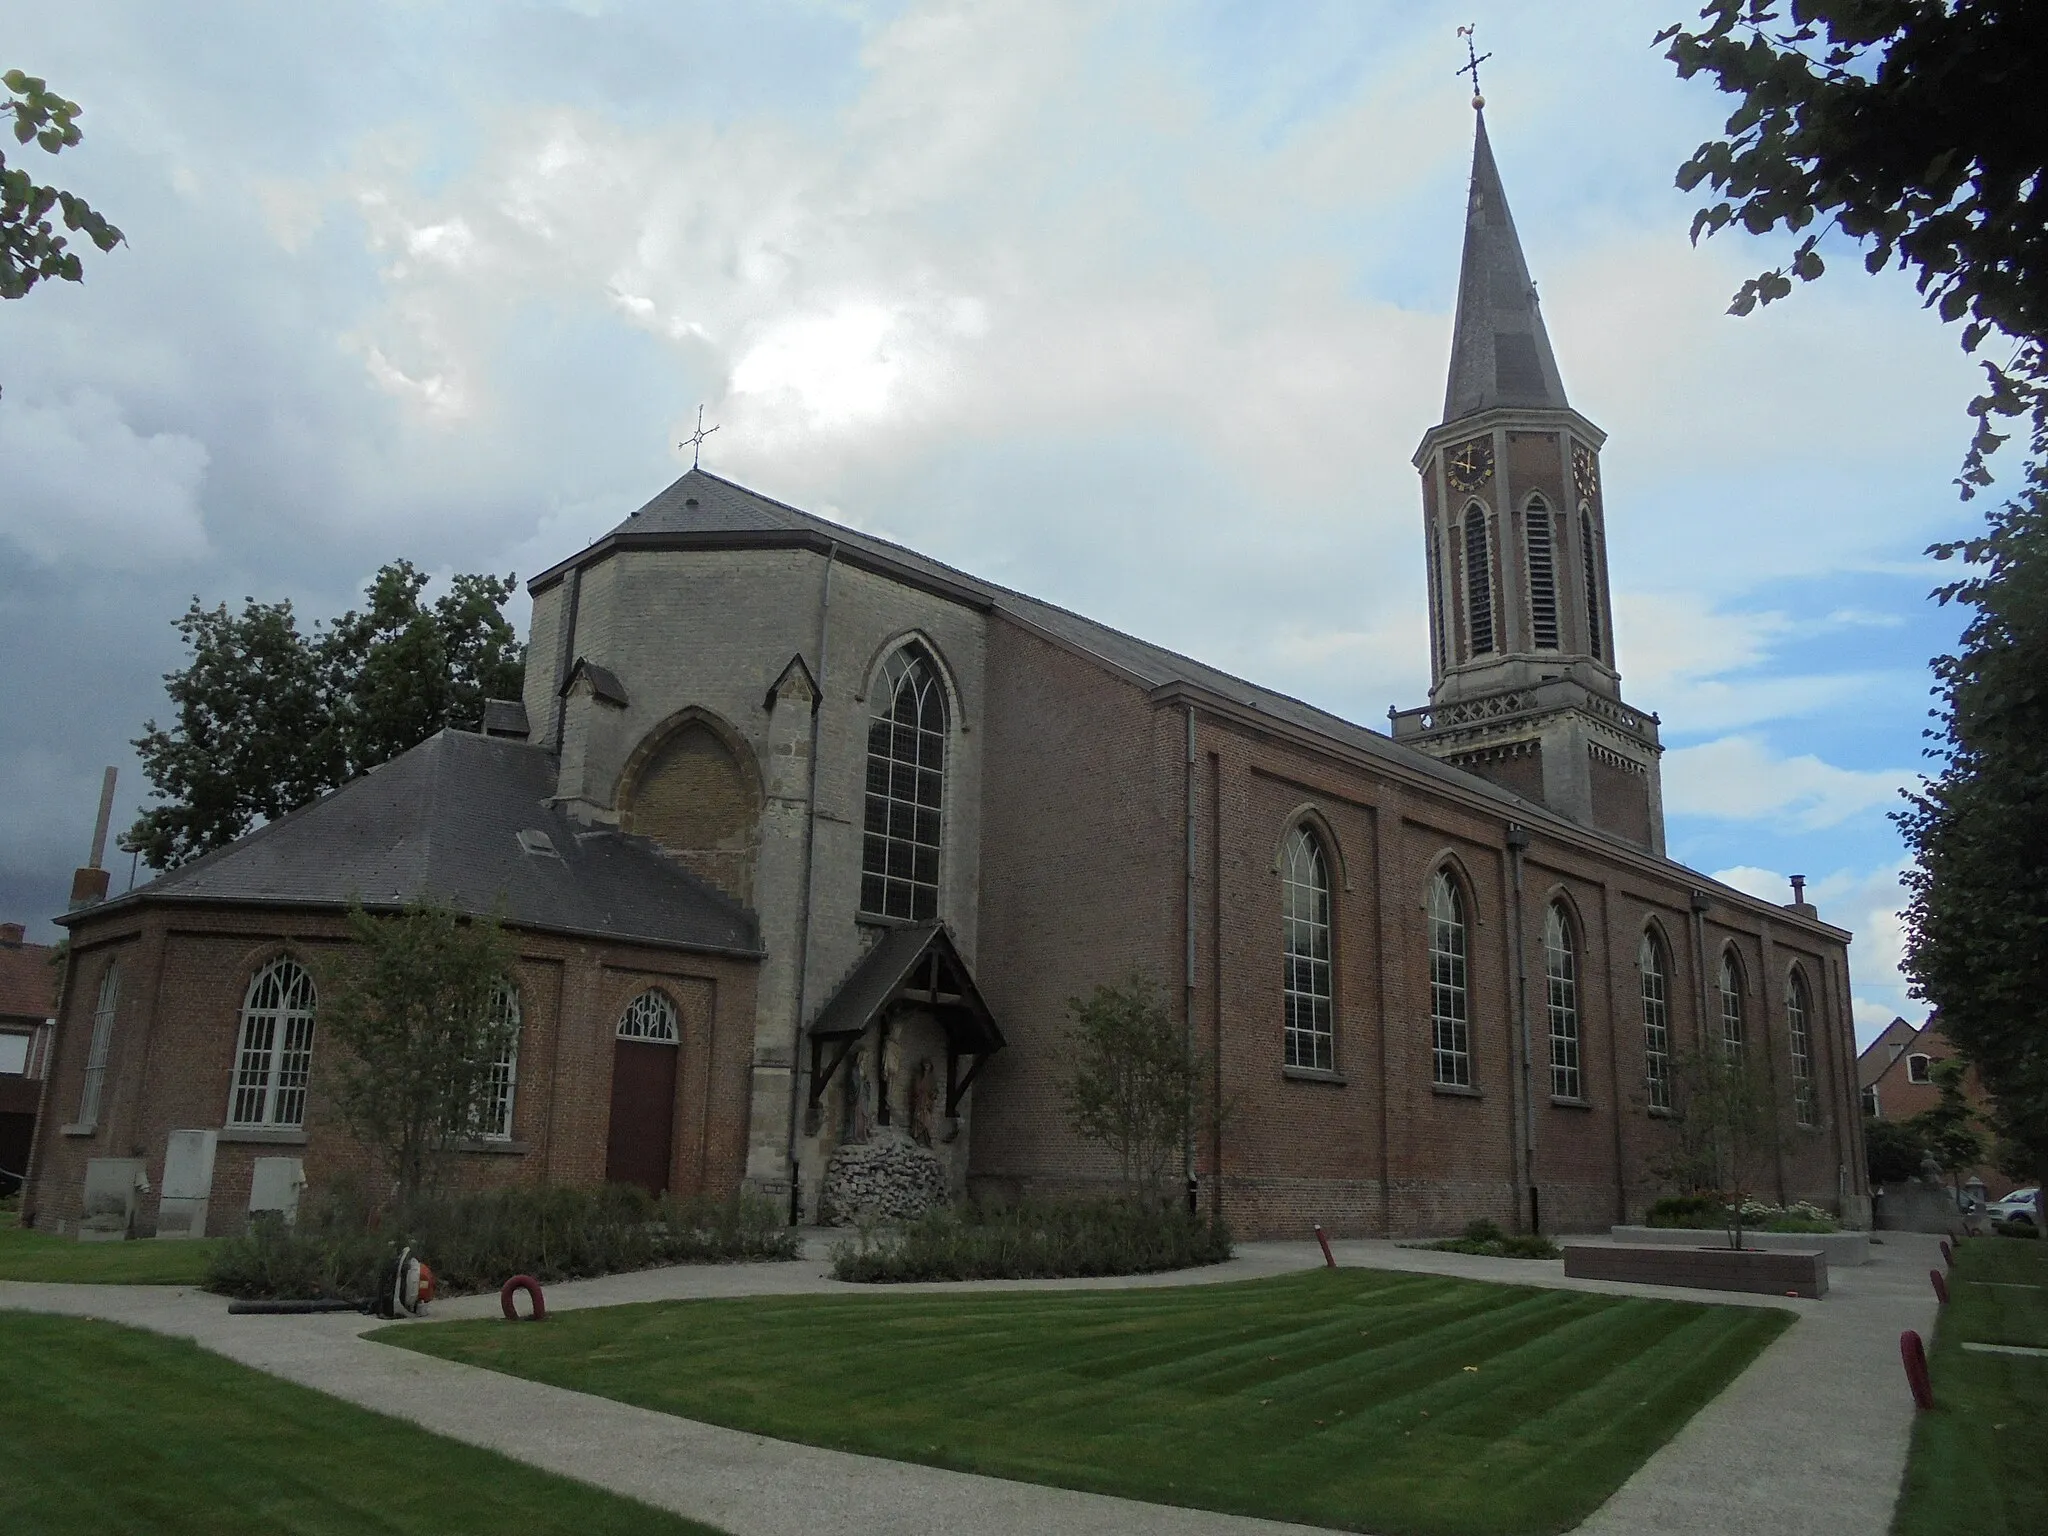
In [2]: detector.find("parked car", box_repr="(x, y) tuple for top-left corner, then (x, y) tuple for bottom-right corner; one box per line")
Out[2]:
(1986, 1187), (2039, 1227)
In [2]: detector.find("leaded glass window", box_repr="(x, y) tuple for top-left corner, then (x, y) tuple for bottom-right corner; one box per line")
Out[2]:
(229, 958), (317, 1128)
(1719, 950), (1745, 1059)
(861, 644), (947, 921)
(1282, 827), (1333, 1071)
(481, 981), (520, 1140)
(77, 962), (120, 1128)
(617, 990), (679, 1043)
(1787, 969), (1816, 1127)
(1640, 930), (1672, 1111)
(1545, 902), (1581, 1099)
(1429, 872), (1471, 1087)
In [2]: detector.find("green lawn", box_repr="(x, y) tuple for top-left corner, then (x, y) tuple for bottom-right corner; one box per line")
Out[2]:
(0, 1312), (727, 1536)
(0, 1207), (221, 1284)
(1894, 1236), (2048, 1536)
(379, 1267), (1792, 1536)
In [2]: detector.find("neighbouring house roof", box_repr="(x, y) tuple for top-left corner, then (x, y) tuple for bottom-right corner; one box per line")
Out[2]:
(63, 730), (760, 957)
(1858, 1016), (1941, 1091)
(0, 939), (58, 1024)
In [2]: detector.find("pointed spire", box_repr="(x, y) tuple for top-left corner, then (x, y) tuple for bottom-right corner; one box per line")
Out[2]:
(1442, 111), (1569, 424)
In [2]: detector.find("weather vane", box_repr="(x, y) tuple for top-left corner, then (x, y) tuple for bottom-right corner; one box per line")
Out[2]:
(680, 403), (719, 469)
(1456, 24), (1491, 110)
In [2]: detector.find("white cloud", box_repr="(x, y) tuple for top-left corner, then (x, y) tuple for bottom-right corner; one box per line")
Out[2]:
(1668, 736), (1910, 829)
(0, 390), (211, 566)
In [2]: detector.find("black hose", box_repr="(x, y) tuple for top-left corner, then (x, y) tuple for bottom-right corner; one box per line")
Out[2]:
(226, 1299), (366, 1315)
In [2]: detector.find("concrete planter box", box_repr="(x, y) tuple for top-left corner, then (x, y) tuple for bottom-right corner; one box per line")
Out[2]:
(1565, 1242), (1828, 1298)
(1612, 1225), (1870, 1267)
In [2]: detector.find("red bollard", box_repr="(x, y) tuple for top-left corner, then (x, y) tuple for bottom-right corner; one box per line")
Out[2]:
(1900, 1330), (1934, 1411)
(1939, 1238), (1953, 1267)
(1930, 1268), (1949, 1305)
(500, 1274), (547, 1321)
(1313, 1223), (1336, 1269)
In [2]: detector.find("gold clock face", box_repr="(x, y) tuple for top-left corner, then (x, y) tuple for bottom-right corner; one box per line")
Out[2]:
(1446, 437), (1494, 493)
(1572, 442), (1600, 503)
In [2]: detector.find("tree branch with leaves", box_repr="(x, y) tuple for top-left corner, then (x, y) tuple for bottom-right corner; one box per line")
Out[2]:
(2, 68), (122, 303)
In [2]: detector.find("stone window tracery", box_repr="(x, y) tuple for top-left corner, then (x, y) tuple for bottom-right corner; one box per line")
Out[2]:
(862, 644), (947, 921)
(1640, 931), (1672, 1111)
(617, 989), (679, 1043)
(1429, 871), (1472, 1087)
(1281, 826), (1334, 1071)
(229, 958), (317, 1129)
(1545, 902), (1581, 1099)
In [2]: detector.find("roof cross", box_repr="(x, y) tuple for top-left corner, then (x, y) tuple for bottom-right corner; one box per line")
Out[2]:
(1456, 24), (1491, 110)
(680, 403), (719, 469)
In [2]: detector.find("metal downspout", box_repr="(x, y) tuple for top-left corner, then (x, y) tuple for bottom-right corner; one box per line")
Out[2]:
(782, 542), (837, 1222)
(1506, 823), (1536, 1233)
(1184, 703), (1198, 1216)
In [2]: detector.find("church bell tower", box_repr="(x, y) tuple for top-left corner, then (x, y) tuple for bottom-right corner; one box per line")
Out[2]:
(1391, 106), (1665, 853)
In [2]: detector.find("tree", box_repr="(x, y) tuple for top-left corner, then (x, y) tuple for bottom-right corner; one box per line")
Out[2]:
(1659, 1046), (1785, 1248)
(1897, 480), (2048, 1202)
(1863, 1114), (1928, 1186)
(315, 900), (518, 1207)
(130, 561), (525, 868)
(1906, 1055), (1988, 1196)
(1060, 973), (1207, 1204)
(2, 69), (122, 303)
(1659, 2), (2048, 485)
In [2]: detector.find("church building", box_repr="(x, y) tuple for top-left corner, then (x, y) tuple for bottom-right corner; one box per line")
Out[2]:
(25, 111), (1871, 1240)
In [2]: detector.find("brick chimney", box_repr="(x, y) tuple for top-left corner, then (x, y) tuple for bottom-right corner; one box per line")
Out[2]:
(0, 922), (23, 946)
(69, 766), (117, 911)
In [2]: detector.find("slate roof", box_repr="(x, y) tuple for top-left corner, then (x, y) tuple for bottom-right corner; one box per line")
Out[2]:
(810, 922), (1003, 1055)
(1442, 110), (1570, 423)
(66, 731), (759, 956)
(0, 939), (58, 1024)
(545, 466), (1557, 823)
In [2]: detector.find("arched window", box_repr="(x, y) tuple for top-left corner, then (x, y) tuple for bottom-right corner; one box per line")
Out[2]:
(861, 643), (947, 921)
(76, 962), (121, 1129)
(1639, 930), (1672, 1111)
(1544, 902), (1581, 1099)
(617, 989), (679, 1043)
(1718, 950), (1745, 1059)
(229, 958), (317, 1129)
(1580, 511), (1604, 661)
(1525, 496), (1559, 650)
(1429, 871), (1472, 1087)
(481, 981), (521, 1141)
(1463, 506), (1496, 656)
(1787, 968), (1816, 1127)
(1282, 826), (1334, 1071)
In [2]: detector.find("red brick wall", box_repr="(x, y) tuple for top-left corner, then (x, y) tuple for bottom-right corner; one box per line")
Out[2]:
(25, 904), (757, 1235)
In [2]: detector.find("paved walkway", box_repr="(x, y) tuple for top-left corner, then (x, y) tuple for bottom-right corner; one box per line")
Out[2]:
(0, 1228), (1942, 1536)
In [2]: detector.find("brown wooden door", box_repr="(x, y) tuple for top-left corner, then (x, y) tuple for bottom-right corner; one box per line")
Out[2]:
(605, 1038), (678, 1194)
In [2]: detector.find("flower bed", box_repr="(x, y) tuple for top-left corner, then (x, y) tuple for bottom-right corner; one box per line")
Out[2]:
(1644, 1193), (1840, 1234)
(1405, 1218), (1561, 1260)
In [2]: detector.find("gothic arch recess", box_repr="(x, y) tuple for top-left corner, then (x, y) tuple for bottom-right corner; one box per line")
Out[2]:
(1270, 804), (1350, 890)
(616, 708), (762, 902)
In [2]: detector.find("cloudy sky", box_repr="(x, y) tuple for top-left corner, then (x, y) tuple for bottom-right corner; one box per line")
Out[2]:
(1, 1), (1990, 1044)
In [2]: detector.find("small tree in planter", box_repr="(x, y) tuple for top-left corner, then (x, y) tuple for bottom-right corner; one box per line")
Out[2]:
(317, 899), (518, 1208)
(1060, 973), (1210, 1206)
(1660, 1046), (1784, 1250)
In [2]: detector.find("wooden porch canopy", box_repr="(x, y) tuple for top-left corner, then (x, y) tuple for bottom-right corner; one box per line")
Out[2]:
(806, 922), (1004, 1123)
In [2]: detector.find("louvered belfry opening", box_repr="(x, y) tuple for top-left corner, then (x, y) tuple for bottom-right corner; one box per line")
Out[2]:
(1525, 496), (1558, 649)
(1462, 506), (1495, 656)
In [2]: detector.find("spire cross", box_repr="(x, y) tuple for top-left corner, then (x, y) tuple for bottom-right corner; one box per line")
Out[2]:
(680, 404), (719, 469)
(1455, 24), (1491, 109)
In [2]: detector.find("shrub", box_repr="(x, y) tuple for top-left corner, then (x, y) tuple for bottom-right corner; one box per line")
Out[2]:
(1463, 1217), (1505, 1244)
(1992, 1218), (2041, 1239)
(204, 1182), (800, 1300)
(1407, 1230), (1561, 1260)
(1644, 1192), (1723, 1228)
(831, 1199), (1232, 1283)
(1643, 1193), (1839, 1234)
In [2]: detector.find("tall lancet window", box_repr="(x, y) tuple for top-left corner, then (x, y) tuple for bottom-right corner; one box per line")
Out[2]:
(1581, 512), (1604, 661)
(1462, 505), (1495, 656)
(1281, 826), (1334, 1071)
(1428, 871), (1472, 1087)
(1544, 902), (1581, 1099)
(862, 643), (948, 920)
(1525, 496), (1559, 649)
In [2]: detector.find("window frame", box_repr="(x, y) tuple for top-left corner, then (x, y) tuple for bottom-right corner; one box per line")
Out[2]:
(1906, 1053), (1931, 1085)
(1718, 949), (1746, 1060)
(1787, 968), (1817, 1127)
(1281, 825), (1335, 1072)
(1429, 870), (1473, 1088)
(480, 980), (521, 1141)
(859, 642), (949, 922)
(76, 961), (121, 1129)
(1640, 928), (1672, 1111)
(1544, 901), (1582, 1100)
(227, 957), (318, 1130)
(617, 988), (680, 1043)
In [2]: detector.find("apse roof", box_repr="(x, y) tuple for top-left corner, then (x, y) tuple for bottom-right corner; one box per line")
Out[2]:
(67, 730), (759, 956)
